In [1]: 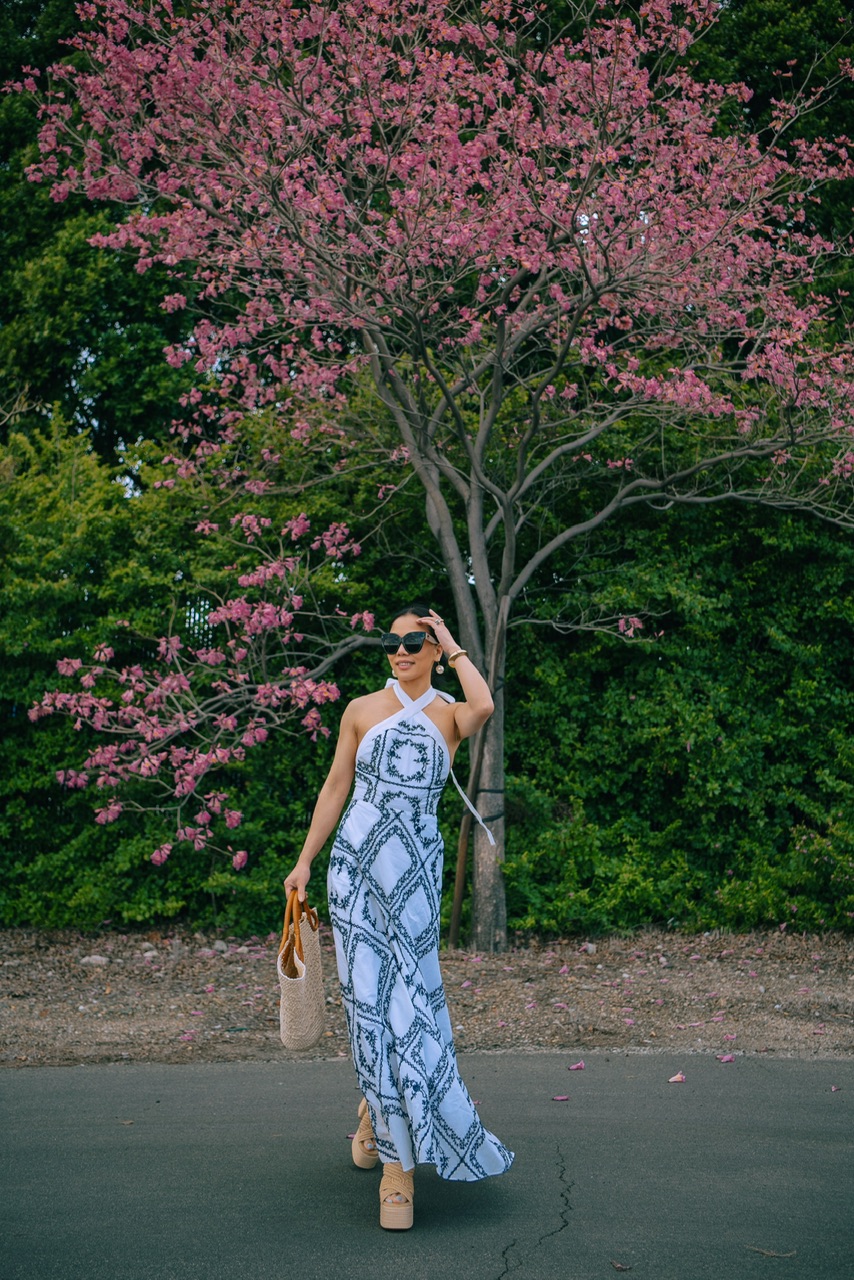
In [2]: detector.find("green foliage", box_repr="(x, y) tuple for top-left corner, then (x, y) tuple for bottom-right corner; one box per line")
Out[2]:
(0, 412), (424, 933)
(3, 2), (854, 939)
(0, 418), (206, 927)
(693, 0), (854, 265)
(4, 420), (854, 936)
(0, 0), (196, 457)
(502, 504), (854, 936)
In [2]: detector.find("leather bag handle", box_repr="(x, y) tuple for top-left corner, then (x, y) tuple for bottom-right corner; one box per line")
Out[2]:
(279, 889), (319, 966)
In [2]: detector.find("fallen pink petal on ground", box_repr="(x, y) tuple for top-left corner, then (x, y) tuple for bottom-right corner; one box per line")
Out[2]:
(668, 1071), (686, 1083)
(831, 1085), (841, 1092)
(568, 1060), (585, 1071)
(716, 1053), (736, 1063)
(552, 1095), (570, 1101)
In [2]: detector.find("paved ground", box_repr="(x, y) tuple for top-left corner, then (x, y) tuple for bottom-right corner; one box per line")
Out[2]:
(1, 1052), (852, 1280)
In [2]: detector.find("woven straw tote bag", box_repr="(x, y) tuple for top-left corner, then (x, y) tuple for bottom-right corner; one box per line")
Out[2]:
(277, 890), (325, 1051)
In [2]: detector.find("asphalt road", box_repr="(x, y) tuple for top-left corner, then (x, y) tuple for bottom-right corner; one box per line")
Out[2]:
(1, 1052), (852, 1280)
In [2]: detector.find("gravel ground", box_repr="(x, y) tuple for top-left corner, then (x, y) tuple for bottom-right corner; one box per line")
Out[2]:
(2, 926), (853, 1067)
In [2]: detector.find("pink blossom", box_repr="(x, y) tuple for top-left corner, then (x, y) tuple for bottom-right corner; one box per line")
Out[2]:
(618, 616), (644, 638)
(282, 513), (311, 541)
(232, 849), (248, 870)
(22, 0), (854, 897)
(310, 522), (358, 560)
(94, 801), (123, 824)
(157, 635), (183, 663)
(195, 649), (227, 666)
(56, 768), (89, 789)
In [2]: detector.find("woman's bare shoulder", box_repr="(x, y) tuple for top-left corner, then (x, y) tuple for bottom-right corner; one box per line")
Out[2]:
(345, 688), (393, 713)
(343, 687), (398, 736)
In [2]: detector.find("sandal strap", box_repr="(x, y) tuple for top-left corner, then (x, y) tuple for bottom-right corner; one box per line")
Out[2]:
(355, 1106), (375, 1146)
(379, 1162), (414, 1204)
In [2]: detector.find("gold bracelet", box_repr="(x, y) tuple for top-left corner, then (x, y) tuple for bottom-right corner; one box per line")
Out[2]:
(447, 648), (468, 668)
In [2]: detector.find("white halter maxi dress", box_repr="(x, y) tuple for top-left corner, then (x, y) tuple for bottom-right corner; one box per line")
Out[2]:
(327, 679), (514, 1180)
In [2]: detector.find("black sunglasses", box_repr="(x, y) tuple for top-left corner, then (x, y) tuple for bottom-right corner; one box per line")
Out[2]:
(380, 631), (438, 655)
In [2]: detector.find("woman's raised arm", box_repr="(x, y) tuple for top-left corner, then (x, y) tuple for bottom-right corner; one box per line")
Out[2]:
(419, 612), (494, 741)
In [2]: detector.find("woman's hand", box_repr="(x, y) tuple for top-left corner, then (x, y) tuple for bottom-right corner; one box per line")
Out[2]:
(418, 609), (459, 654)
(283, 858), (312, 903)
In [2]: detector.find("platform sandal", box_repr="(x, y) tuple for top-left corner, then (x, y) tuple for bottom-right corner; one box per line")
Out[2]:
(379, 1162), (414, 1231)
(351, 1097), (379, 1170)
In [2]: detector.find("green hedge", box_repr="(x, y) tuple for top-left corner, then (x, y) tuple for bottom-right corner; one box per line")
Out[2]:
(3, 426), (854, 936)
(502, 506), (854, 934)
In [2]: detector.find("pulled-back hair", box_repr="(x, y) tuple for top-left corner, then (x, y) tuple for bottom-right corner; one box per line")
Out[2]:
(388, 602), (435, 634)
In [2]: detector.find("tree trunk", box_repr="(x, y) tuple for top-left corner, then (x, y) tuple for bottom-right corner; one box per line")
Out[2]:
(471, 657), (507, 952)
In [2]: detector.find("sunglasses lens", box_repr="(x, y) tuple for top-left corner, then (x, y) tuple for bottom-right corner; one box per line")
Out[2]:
(380, 632), (428, 654)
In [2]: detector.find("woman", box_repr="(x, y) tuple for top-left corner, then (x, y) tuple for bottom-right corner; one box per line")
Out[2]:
(284, 604), (514, 1230)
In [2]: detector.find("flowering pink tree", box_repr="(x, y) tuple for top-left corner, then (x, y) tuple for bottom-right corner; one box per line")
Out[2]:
(31, 510), (373, 866)
(19, 0), (854, 947)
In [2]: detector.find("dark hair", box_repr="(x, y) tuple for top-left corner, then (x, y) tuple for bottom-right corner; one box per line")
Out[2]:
(387, 601), (445, 682)
(388, 602), (435, 635)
